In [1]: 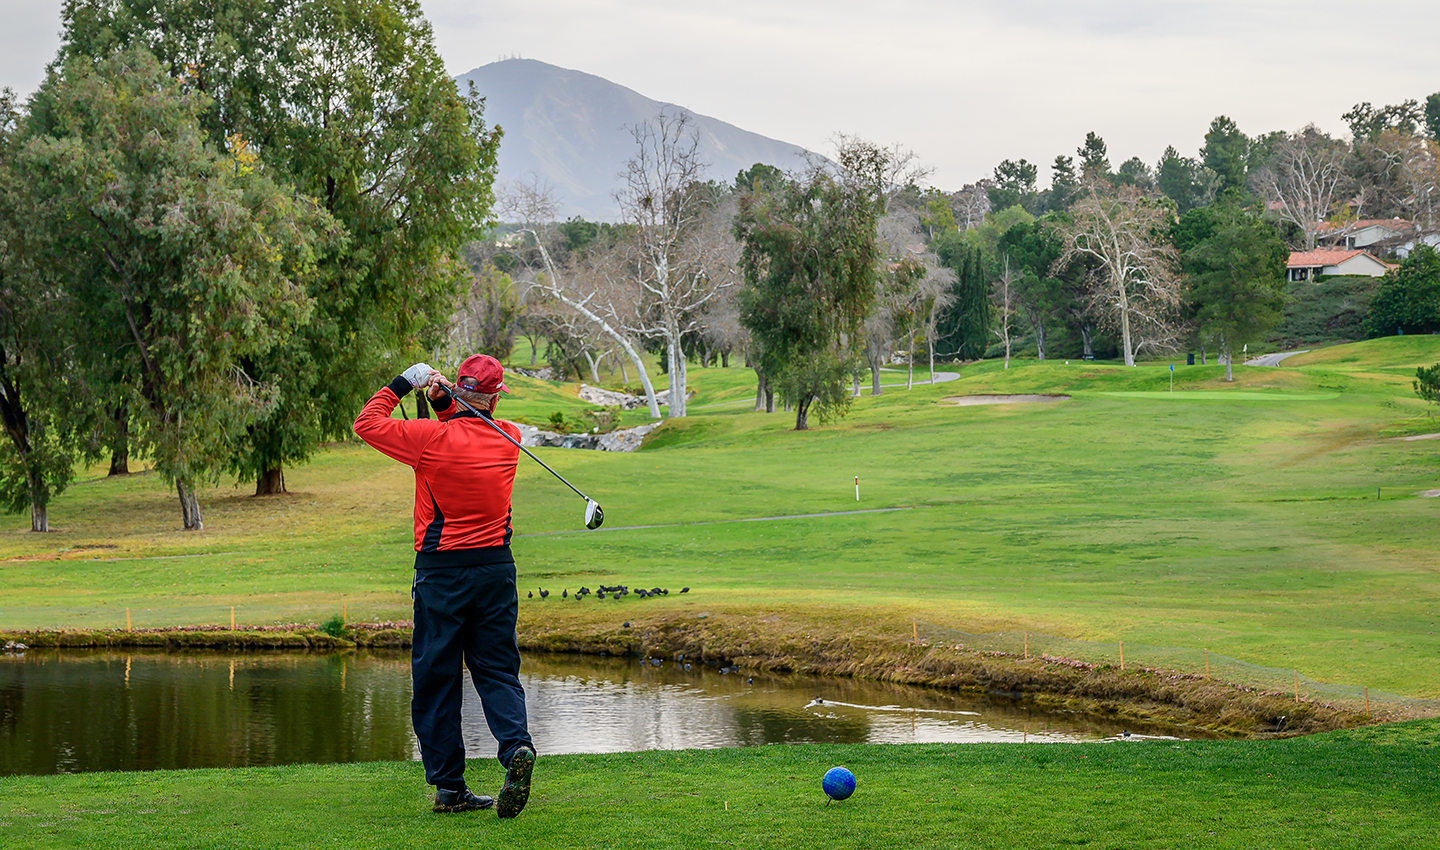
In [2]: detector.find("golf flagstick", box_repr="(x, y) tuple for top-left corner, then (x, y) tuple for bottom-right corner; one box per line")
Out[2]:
(433, 382), (604, 530)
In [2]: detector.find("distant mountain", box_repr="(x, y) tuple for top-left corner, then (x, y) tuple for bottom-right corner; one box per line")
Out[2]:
(455, 59), (813, 222)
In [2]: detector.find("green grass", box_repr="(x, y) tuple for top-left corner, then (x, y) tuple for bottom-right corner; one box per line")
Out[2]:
(3, 339), (1440, 703)
(3, 719), (1438, 849)
(5, 342), (1440, 847)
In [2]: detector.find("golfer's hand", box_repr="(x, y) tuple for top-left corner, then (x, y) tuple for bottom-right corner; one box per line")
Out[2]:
(402, 362), (434, 389)
(427, 374), (454, 401)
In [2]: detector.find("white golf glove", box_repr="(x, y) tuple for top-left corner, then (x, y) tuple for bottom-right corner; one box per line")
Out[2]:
(402, 362), (434, 389)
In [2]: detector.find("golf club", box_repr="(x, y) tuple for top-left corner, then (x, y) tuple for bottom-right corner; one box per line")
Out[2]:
(433, 382), (604, 530)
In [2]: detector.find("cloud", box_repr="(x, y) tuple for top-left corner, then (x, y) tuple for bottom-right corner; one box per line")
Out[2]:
(5, 0), (1439, 190)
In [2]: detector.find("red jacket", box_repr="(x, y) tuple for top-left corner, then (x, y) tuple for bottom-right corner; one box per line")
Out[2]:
(353, 377), (520, 567)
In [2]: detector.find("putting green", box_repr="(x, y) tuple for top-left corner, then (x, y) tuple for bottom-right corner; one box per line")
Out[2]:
(1096, 390), (1341, 401)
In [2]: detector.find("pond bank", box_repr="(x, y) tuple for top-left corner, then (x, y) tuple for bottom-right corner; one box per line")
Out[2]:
(3, 607), (1379, 738)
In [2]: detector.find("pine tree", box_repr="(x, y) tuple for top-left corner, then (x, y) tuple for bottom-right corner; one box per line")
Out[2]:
(932, 237), (991, 360)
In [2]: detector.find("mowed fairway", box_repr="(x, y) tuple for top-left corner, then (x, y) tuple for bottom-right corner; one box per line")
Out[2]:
(2, 338), (1439, 700)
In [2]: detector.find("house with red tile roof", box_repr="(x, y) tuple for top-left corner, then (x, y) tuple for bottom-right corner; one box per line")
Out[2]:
(1286, 248), (1393, 281)
(1310, 218), (1412, 251)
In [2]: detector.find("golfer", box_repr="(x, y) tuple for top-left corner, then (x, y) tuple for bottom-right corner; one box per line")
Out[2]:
(353, 354), (535, 817)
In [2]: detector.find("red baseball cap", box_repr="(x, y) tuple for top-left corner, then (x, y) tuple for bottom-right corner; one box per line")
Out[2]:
(457, 354), (509, 394)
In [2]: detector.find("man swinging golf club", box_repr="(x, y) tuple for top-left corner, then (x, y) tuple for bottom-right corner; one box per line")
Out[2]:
(353, 354), (535, 817)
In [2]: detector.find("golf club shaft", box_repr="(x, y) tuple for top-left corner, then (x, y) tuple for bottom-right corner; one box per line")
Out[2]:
(433, 383), (591, 502)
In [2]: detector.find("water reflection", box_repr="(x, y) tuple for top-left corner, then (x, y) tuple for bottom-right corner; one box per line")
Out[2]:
(0, 649), (1215, 776)
(484, 653), (1206, 756)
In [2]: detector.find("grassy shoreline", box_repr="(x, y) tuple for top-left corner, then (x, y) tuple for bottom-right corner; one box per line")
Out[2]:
(0, 609), (1383, 736)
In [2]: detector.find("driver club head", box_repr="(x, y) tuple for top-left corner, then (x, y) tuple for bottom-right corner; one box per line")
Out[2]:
(584, 499), (604, 530)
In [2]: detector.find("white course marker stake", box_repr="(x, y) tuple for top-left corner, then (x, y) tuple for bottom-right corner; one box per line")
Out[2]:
(855, 476), (860, 501)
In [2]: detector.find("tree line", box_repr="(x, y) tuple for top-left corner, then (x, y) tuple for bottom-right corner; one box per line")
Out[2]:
(5, 1), (1439, 533)
(467, 103), (1440, 433)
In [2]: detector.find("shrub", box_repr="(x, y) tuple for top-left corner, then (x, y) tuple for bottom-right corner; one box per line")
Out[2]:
(1416, 363), (1440, 417)
(1365, 245), (1440, 337)
(546, 411), (577, 434)
(1269, 274), (1380, 348)
(583, 406), (622, 433)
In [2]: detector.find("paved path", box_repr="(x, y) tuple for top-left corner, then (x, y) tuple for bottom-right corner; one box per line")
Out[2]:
(518, 506), (921, 536)
(1246, 350), (1310, 367)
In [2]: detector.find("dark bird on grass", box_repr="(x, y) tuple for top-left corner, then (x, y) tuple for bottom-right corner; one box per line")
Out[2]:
(562, 589), (568, 599)
(679, 587), (689, 594)
(747, 678), (754, 685)
(650, 658), (662, 667)
(683, 663), (692, 671)
(597, 591), (606, 599)
(539, 589), (549, 600)
(527, 592), (533, 599)
(623, 622), (630, 628)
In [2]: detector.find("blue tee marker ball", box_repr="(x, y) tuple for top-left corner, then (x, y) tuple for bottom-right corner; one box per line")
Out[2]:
(822, 766), (856, 801)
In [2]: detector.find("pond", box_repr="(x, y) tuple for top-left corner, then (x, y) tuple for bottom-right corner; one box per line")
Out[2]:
(0, 649), (1217, 776)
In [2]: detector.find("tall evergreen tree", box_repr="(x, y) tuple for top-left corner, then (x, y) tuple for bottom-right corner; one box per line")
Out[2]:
(20, 46), (333, 528)
(1042, 155), (1080, 213)
(733, 142), (890, 430)
(0, 91), (98, 532)
(1175, 205), (1288, 380)
(987, 158), (1039, 213)
(57, 0), (502, 495)
(1078, 132), (1111, 181)
(932, 234), (990, 360)
(1201, 115), (1250, 195)
(1156, 146), (1216, 213)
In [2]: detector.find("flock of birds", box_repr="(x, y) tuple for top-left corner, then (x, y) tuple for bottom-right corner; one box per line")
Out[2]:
(527, 585), (690, 601)
(637, 652), (752, 684)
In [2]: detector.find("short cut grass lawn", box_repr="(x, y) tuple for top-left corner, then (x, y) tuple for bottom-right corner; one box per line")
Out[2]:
(3, 719), (1438, 849)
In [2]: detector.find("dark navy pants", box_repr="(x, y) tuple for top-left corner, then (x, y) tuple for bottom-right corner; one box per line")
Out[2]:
(411, 560), (533, 791)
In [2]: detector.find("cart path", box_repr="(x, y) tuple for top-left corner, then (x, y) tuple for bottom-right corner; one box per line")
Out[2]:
(1246, 350), (1310, 367)
(518, 506), (921, 536)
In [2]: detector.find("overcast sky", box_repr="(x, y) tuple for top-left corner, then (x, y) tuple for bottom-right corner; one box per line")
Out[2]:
(6, 0), (1439, 188)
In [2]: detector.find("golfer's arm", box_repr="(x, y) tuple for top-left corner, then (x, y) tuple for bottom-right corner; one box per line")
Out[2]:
(353, 380), (433, 466)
